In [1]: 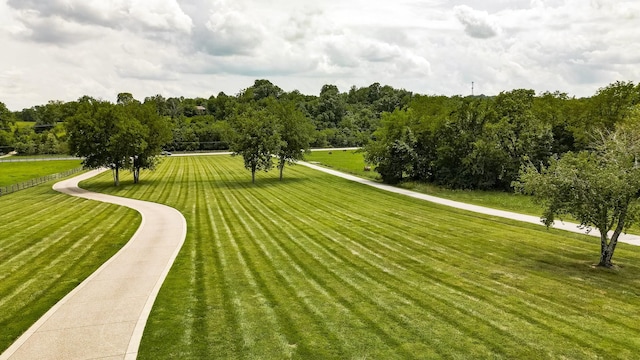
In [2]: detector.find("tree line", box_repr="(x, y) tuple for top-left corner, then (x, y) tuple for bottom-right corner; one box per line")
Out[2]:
(365, 81), (640, 189)
(2, 79), (639, 189)
(0, 80), (411, 157)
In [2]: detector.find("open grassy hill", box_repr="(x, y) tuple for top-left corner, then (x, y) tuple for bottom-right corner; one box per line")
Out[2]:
(80, 155), (640, 359)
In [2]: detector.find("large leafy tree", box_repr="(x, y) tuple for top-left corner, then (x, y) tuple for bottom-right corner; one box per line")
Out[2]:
(67, 97), (170, 185)
(312, 84), (346, 130)
(270, 100), (314, 180)
(365, 109), (417, 184)
(0, 101), (14, 152)
(230, 107), (282, 183)
(0, 101), (14, 130)
(67, 98), (125, 185)
(515, 124), (640, 267)
(124, 102), (172, 183)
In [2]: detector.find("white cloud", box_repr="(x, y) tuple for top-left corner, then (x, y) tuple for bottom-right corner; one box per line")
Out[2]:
(6, 0), (192, 44)
(202, 4), (264, 55)
(130, 0), (193, 33)
(1, 0), (640, 110)
(454, 5), (501, 38)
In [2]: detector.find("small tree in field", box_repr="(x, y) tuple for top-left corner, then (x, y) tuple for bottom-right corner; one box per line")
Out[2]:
(270, 100), (314, 180)
(515, 126), (640, 267)
(230, 107), (282, 183)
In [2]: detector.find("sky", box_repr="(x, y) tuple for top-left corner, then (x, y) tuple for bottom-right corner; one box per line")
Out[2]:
(1, 0), (639, 111)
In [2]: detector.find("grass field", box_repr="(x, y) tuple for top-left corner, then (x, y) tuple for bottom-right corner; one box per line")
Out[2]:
(304, 149), (539, 212)
(306, 150), (640, 234)
(4, 155), (77, 159)
(305, 149), (379, 181)
(305, 150), (544, 215)
(81, 155), (640, 359)
(0, 180), (140, 351)
(0, 160), (82, 187)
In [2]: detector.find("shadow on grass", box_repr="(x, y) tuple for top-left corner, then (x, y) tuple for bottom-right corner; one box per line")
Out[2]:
(521, 244), (640, 286)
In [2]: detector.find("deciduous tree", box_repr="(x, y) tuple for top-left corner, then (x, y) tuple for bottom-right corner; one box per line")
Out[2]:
(230, 107), (282, 183)
(67, 97), (170, 185)
(365, 109), (417, 184)
(270, 100), (314, 180)
(515, 125), (640, 267)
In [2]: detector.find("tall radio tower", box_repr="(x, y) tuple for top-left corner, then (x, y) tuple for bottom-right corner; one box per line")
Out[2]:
(471, 81), (474, 96)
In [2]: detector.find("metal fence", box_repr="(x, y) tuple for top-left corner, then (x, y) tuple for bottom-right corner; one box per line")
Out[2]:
(0, 167), (84, 197)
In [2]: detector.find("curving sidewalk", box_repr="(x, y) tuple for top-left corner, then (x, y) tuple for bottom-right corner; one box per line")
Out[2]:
(0, 169), (187, 360)
(299, 161), (640, 247)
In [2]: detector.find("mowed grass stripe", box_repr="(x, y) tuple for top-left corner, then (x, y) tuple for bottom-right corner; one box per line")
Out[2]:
(79, 155), (640, 359)
(214, 171), (312, 358)
(234, 160), (640, 358)
(273, 170), (636, 356)
(244, 174), (527, 357)
(0, 195), (98, 256)
(198, 156), (250, 357)
(211, 162), (385, 358)
(0, 182), (140, 352)
(0, 202), (129, 304)
(1, 208), (136, 334)
(213, 160), (446, 358)
(224, 175), (465, 358)
(224, 165), (544, 358)
(0, 201), (114, 282)
(184, 160), (516, 358)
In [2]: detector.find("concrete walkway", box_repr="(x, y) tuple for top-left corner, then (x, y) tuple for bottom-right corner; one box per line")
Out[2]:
(299, 161), (640, 247)
(0, 169), (187, 360)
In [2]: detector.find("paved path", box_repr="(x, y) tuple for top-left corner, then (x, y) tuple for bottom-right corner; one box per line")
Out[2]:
(299, 161), (640, 246)
(0, 169), (187, 360)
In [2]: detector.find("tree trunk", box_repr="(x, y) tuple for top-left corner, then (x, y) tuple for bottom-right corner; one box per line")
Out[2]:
(598, 235), (613, 267)
(251, 163), (256, 184)
(278, 156), (285, 181)
(133, 167), (140, 184)
(598, 213), (625, 268)
(113, 166), (120, 186)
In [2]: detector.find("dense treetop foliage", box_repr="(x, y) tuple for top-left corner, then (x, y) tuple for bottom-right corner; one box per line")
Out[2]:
(2, 79), (640, 190)
(66, 95), (172, 185)
(366, 81), (640, 190)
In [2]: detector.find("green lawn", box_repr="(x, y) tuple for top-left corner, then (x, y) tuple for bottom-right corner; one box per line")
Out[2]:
(305, 149), (542, 213)
(305, 149), (543, 214)
(80, 155), (640, 359)
(5, 154), (77, 159)
(0, 160), (82, 187)
(0, 180), (140, 351)
(305, 149), (380, 180)
(306, 150), (640, 234)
